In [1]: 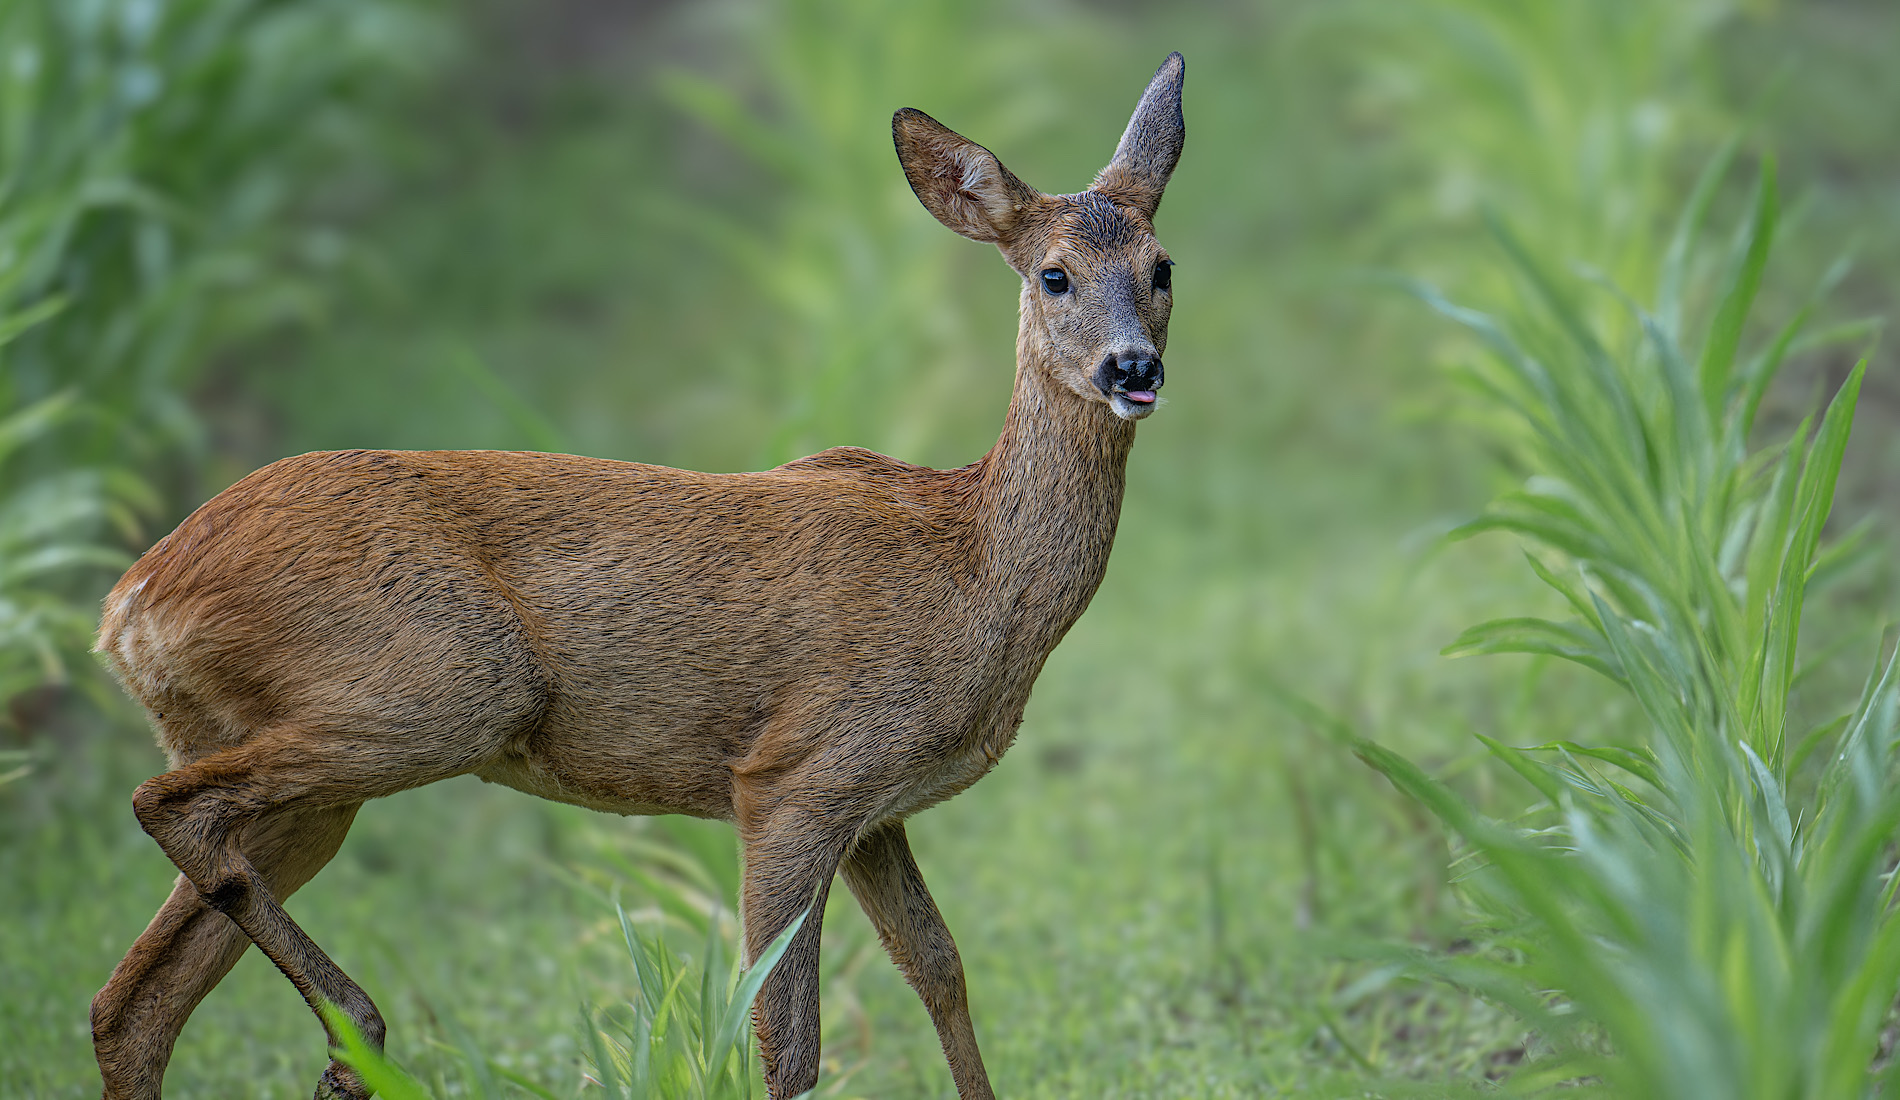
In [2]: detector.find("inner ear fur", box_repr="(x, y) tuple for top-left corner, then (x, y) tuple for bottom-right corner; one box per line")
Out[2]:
(893, 108), (1043, 245)
(1091, 52), (1186, 221)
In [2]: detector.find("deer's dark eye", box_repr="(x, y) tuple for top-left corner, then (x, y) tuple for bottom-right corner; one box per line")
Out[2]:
(1040, 269), (1070, 295)
(1153, 260), (1173, 292)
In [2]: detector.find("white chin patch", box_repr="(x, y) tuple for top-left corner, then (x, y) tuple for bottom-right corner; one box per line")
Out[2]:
(1109, 393), (1160, 420)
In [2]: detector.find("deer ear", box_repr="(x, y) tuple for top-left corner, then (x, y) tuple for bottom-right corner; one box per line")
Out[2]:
(893, 108), (1041, 244)
(1092, 53), (1186, 221)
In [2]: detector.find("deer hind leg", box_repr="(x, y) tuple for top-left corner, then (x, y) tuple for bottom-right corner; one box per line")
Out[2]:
(92, 803), (359, 1100)
(840, 821), (996, 1100)
(122, 730), (476, 1100)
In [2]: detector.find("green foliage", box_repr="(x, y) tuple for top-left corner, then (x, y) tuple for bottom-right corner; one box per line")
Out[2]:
(580, 903), (807, 1100)
(1312, 0), (1734, 284)
(1346, 158), (1898, 1097)
(0, 386), (144, 717)
(321, 873), (810, 1100)
(0, 0), (442, 714)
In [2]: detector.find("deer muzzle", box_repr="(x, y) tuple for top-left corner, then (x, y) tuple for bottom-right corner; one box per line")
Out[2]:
(1095, 351), (1165, 416)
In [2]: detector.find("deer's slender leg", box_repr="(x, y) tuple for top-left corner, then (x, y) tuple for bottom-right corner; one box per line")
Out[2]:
(739, 812), (853, 1100)
(93, 803), (360, 1100)
(125, 731), (473, 1100)
(840, 821), (995, 1100)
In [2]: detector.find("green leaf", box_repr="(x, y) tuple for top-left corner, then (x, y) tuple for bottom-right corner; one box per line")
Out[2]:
(1477, 733), (1567, 806)
(1697, 158), (1777, 423)
(581, 1003), (628, 1100)
(1806, 517), (1877, 590)
(1755, 361), (1863, 759)
(617, 899), (665, 1020)
(699, 903), (728, 1070)
(1444, 616), (1622, 682)
(1738, 740), (1793, 855)
(710, 906), (809, 1067)
(0, 294), (64, 349)
(320, 1003), (436, 1100)
(1657, 135), (1740, 337)
(485, 1062), (562, 1100)
(1522, 551), (1606, 632)
(0, 390), (75, 467)
(1729, 254), (1855, 447)
(1528, 741), (1663, 791)
(602, 847), (714, 934)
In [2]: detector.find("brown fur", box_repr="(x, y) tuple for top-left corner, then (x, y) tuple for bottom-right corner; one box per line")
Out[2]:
(90, 53), (1185, 1100)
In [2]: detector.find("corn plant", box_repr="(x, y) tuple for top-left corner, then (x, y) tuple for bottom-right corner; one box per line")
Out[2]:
(0, 0), (439, 452)
(0, 0), (440, 717)
(0, 274), (154, 724)
(1328, 153), (1897, 1098)
(0, 389), (150, 719)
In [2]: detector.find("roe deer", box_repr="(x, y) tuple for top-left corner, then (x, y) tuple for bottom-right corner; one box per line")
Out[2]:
(90, 52), (1185, 1100)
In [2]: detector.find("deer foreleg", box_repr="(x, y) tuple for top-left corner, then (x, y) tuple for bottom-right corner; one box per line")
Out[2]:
(739, 810), (853, 1100)
(841, 821), (995, 1100)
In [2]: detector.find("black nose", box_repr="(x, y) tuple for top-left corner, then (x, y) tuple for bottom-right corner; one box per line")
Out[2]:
(1094, 352), (1165, 396)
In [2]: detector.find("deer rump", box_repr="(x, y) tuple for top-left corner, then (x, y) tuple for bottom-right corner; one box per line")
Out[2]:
(100, 446), (1036, 822)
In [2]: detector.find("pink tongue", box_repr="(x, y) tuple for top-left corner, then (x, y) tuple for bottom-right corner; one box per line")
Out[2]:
(1124, 390), (1157, 403)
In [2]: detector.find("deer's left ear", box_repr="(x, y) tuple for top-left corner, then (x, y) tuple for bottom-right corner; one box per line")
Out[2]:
(894, 108), (1042, 244)
(1092, 52), (1186, 221)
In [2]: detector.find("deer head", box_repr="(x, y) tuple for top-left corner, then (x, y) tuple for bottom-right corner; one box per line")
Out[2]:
(893, 53), (1185, 422)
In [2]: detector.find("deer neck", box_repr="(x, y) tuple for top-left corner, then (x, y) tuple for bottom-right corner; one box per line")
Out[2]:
(968, 315), (1137, 650)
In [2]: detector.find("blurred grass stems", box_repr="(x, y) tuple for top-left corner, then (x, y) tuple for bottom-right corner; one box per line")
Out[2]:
(1323, 156), (1897, 1097)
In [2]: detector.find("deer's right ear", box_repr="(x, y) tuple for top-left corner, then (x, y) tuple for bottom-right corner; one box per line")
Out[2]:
(893, 108), (1041, 244)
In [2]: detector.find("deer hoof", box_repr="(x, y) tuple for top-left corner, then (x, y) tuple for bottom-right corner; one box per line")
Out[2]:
(314, 1060), (370, 1100)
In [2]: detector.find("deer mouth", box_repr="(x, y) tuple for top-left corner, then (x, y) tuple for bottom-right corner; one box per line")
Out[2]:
(1108, 387), (1160, 420)
(1095, 353), (1165, 420)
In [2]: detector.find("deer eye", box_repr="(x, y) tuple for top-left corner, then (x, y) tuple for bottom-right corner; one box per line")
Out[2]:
(1153, 260), (1173, 292)
(1039, 269), (1070, 295)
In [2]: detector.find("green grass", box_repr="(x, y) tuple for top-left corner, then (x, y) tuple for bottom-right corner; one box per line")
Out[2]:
(321, 892), (810, 1100)
(3, 0), (1898, 1097)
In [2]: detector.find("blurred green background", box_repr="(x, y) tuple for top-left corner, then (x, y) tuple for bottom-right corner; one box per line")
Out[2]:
(2, 0), (1896, 1096)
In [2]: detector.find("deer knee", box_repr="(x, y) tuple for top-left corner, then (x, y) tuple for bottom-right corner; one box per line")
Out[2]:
(132, 773), (256, 882)
(89, 980), (126, 1045)
(131, 773), (235, 848)
(129, 774), (187, 836)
